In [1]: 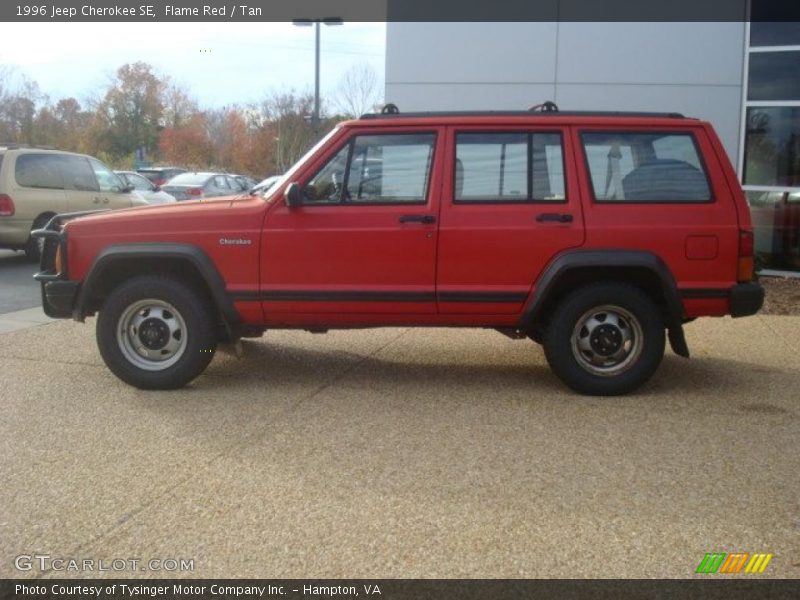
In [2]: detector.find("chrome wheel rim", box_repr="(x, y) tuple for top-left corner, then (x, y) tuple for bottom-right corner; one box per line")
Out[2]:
(570, 305), (643, 377)
(117, 299), (187, 371)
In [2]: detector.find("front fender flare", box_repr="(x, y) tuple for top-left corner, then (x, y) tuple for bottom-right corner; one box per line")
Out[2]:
(75, 243), (240, 333)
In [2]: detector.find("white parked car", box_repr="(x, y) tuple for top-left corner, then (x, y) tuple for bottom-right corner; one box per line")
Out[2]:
(115, 171), (177, 205)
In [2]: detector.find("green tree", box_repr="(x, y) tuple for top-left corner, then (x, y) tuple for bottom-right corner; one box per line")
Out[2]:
(88, 62), (164, 160)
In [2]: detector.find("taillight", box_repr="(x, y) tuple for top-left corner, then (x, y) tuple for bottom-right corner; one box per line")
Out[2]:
(187, 188), (203, 197)
(738, 229), (755, 282)
(0, 193), (14, 216)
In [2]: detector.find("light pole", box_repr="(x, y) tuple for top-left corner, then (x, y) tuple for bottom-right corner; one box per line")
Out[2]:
(292, 17), (343, 132)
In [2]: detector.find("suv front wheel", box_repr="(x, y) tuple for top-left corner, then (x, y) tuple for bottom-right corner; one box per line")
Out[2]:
(543, 283), (665, 395)
(96, 276), (218, 389)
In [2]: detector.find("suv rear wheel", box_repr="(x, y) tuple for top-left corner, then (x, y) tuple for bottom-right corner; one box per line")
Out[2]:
(543, 283), (665, 395)
(96, 276), (217, 389)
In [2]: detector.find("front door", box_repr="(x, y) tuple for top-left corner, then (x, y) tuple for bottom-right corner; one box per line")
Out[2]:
(261, 128), (443, 320)
(436, 126), (585, 314)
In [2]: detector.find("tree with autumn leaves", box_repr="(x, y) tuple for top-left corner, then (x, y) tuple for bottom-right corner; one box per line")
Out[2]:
(0, 61), (381, 178)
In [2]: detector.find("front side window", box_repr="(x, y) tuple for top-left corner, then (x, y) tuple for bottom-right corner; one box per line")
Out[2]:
(125, 173), (155, 192)
(89, 158), (124, 193)
(62, 156), (99, 192)
(303, 133), (436, 205)
(454, 132), (566, 202)
(582, 132), (711, 202)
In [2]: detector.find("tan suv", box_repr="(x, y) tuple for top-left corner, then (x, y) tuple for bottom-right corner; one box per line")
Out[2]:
(0, 146), (147, 260)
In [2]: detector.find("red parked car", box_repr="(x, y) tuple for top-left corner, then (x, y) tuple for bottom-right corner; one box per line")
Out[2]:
(34, 104), (763, 395)
(136, 166), (187, 188)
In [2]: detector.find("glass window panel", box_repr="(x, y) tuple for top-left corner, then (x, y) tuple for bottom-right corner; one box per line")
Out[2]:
(455, 133), (528, 201)
(89, 158), (124, 193)
(532, 132), (566, 201)
(747, 51), (800, 101)
(62, 156), (99, 192)
(15, 154), (65, 190)
(750, 21), (800, 47)
(581, 132), (711, 202)
(303, 144), (350, 204)
(346, 134), (435, 203)
(746, 189), (800, 270)
(743, 107), (800, 187)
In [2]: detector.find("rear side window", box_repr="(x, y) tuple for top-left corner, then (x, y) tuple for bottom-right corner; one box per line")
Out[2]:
(15, 154), (66, 190)
(454, 132), (566, 202)
(581, 132), (711, 202)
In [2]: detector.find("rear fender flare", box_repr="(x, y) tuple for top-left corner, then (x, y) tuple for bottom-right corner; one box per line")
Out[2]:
(521, 249), (689, 357)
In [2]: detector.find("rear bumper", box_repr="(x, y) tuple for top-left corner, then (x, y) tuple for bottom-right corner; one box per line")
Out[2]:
(730, 282), (765, 318)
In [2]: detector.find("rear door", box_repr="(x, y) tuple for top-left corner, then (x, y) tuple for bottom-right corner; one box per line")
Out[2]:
(436, 125), (585, 314)
(574, 125), (738, 311)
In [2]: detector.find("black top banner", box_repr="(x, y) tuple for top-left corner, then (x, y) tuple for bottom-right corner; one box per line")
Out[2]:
(2, 579), (800, 600)
(2, 0), (800, 22)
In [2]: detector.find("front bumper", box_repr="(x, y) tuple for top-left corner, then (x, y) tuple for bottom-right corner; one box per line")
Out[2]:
(730, 282), (765, 318)
(32, 211), (105, 319)
(39, 280), (80, 318)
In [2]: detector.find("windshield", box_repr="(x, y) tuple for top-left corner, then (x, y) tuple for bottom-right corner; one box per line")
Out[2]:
(258, 127), (341, 199)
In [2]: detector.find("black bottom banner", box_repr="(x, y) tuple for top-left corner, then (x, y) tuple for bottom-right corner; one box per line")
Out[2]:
(2, 579), (799, 600)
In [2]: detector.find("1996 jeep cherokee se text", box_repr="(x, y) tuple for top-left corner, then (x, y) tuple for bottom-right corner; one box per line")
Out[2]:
(34, 105), (765, 395)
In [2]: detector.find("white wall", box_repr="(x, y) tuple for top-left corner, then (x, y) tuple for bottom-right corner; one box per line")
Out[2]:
(386, 22), (747, 164)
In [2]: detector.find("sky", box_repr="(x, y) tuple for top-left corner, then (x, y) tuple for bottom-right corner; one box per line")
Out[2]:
(0, 22), (386, 110)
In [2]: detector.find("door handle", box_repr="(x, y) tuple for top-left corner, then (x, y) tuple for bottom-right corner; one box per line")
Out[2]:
(399, 214), (436, 224)
(535, 213), (573, 223)
(102, 197), (110, 204)
(93, 197), (101, 204)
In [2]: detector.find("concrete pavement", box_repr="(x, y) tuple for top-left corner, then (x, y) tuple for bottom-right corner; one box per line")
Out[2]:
(1, 316), (798, 578)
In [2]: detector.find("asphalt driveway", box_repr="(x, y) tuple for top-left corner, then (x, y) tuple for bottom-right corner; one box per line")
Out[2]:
(1, 315), (798, 578)
(0, 249), (40, 314)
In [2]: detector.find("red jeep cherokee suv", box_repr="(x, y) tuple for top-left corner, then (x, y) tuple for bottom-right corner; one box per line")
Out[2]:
(34, 105), (764, 395)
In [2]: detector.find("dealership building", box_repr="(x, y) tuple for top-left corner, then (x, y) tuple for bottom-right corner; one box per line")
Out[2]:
(385, 19), (800, 272)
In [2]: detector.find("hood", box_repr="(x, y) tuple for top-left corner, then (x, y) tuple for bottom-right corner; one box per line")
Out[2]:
(64, 194), (246, 237)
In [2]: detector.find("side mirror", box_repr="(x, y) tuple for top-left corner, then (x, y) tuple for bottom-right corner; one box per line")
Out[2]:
(121, 184), (135, 193)
(284, 182), (303, 208)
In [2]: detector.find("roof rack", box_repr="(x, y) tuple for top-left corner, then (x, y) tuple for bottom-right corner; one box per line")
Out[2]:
(361, 102), (686, 120)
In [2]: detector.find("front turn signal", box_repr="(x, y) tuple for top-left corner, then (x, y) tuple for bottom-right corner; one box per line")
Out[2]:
(54, 244), (63, 275)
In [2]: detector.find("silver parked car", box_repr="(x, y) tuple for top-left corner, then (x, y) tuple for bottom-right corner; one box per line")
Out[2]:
(115, 171), (176, 205)
(161, 172), (241, 201)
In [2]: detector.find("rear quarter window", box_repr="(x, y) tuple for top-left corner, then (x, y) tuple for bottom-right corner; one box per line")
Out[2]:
(581, 131), (712, 203)
(15, 154), (66, 190)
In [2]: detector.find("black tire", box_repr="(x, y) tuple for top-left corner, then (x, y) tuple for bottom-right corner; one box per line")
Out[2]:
(543, 283), (665, 396)
(96, 275), (218, 390)
(24, 214), (53, 262)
